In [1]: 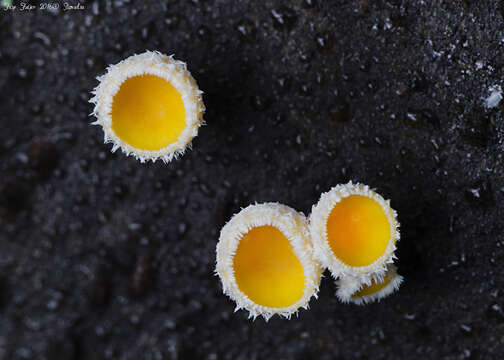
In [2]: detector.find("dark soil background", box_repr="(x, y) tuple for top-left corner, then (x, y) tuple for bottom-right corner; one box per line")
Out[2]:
(2, 0), (504, 359)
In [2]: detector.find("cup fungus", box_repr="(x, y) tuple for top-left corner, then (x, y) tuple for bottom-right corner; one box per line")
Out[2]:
(309, 182), (400, 281)
(216, 203), (323, 320)
(90, 51), (205, 163)
(336, 264), (403, 305)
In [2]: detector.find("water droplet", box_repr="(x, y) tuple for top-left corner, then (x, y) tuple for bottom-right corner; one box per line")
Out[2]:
(271, 7), (297, 31)
(404, 109), (440, 129)
(236, 19), (256, 42)
(487, 303), (504, 322)
(465, 181), (494, 207)
(130, 314), (140, 325)
(164, 15), (179, 28)
(128, 223), (142, 231)
(316, 32), (333, 52)
(251, 95), (269, 110)
(33, 31), (51, 47)
(404, 313), (416, 320)
(17, 68), (28, 79)
(303, 0), (316, 8)
(178, 222), (187, 235)
(164, 318), (176, 330)
(47, 299), (59, 310)
(459, 323), (472, 334)
(197, 25), (211, 41)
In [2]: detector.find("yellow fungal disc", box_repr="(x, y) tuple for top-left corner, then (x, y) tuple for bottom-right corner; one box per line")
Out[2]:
(216, 203), (323, 320)
(336, 264), (403, 305)
(326, 195), (390, 267)
(233, 225), (305, 308)
(309, 182), (400, 281)
(111, 75), (186, 151)
(90, 51), (205, 163)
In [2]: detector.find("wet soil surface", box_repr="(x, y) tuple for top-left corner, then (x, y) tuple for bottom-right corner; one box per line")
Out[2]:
(2, 0), (504, 359)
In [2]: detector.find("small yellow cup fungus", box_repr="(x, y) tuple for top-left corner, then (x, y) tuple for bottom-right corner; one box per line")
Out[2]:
(90, 51), (205, 163)
(336, 264), (403, 305)
(216, 203), (323, 320)
(309, 182), (399, 281)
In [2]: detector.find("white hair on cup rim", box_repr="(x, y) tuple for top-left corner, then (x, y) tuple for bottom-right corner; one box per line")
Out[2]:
(309, 181), (400, 283)
(336, 264), (403, 305)
(89, 50), (205, 163)
(215, 203), (323, 321)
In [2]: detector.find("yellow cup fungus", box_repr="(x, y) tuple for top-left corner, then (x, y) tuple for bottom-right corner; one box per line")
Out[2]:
(309, 182), (400, 281)
(215, 203), (323, 320)
(90, 51), (205, 163)
(336, 264), (403, 305)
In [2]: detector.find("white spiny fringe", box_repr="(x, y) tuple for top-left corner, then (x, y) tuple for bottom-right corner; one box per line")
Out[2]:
(309, 181), (400, 282)
(215, 203), (323, 321)
(336, 264), (403, 305)
(89, 50), (205, 163)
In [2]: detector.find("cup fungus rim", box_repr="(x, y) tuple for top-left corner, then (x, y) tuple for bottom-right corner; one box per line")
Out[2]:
(89, 50), (205, 163)
(309, 181), (400, 281)
(215, 202), (323, 321)
(336, 264), (403, 305)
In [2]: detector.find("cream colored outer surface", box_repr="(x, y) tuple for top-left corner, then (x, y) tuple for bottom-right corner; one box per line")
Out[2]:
(89, 50), (205, 163)
(215, 203), (323, 321)
(309, 182), (400, 282)
(336, 264), (403, 305)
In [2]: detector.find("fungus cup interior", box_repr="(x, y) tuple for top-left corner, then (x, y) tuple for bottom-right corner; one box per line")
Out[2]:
(326, 195), (390, 267)
(111, 74), (186, 151)
(352, 271), (392, 298)
(233, 225), (306, 308)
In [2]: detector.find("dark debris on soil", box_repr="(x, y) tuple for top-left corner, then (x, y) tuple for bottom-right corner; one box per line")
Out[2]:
(2, 0), (504, 359)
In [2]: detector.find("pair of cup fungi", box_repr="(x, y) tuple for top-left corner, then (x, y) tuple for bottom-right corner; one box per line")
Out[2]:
(216, 187), (402, 320)
(90, 51), (403, 320)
